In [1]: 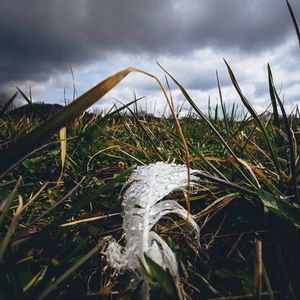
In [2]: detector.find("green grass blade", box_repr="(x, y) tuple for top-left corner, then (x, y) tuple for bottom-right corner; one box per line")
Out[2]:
(258, 189), (300, 230)
(216, 70), (230, 134)
(286, 0), (300, 46)
(214, 103), (219, 123)
(0, 193), (24, 261)
(0, 92), (18, 116)
(268, 65), (299, 201)
(144, 254), (179, 299)
(195, 172), (257, 196)
(230, 102), (237, 124)
(0, 177), (21, 229)
(263, 263), (276, 300)
(224, 60), (281, 175)
(208, 96), (212, 120)
(267, 64), (281, 128)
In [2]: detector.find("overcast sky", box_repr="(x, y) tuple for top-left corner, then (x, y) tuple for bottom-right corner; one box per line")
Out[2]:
(1, 0), (300, 115)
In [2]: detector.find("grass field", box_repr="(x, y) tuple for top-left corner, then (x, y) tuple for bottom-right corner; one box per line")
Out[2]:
(0, 60), (300, 300)
(2, 3), (300, 295)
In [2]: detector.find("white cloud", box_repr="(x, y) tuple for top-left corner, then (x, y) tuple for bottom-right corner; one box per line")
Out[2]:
(7, 33), (300, 116)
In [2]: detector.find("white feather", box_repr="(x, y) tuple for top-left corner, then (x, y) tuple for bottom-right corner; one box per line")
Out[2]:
(106, 162), (200, 298)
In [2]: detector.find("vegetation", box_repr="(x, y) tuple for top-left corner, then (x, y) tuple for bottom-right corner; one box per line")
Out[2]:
(0, 2), (300, 299)
(0, 63), (299, 299)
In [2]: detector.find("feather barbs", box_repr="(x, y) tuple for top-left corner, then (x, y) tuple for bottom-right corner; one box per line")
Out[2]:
(106, 162), (201, 299)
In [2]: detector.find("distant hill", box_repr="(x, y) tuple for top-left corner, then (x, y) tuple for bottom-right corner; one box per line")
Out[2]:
(7, 103), (64, 119)
(5, 102), (164, 122)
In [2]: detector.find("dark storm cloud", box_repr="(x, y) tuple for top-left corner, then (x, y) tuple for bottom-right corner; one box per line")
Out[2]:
(0, 0), (299, 89)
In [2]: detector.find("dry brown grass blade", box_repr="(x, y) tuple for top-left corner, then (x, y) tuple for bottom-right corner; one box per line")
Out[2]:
(0, 68), (133, 179)
(57, 126), (67, 184)
(60, 127), (67, 170)
(253, 233), (262, 300)
(59, 212), (120, 227)
(194, 193), (239, 220)
(129, 67), (191, 211)
(236, 158), (260, 188)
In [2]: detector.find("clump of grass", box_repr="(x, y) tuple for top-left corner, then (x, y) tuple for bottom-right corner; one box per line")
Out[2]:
(1, 60), (300, 299)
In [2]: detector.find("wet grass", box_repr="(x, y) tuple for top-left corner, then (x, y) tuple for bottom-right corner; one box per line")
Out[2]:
(0, 65), (300, 299)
